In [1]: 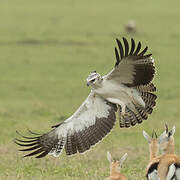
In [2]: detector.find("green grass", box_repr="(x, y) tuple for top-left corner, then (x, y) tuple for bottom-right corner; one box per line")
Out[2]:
(0, 0), (180, 179)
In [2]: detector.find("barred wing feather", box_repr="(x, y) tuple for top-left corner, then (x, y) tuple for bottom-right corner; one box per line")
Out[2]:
(105, 37), (155, 87)
(14, 92), (117, 158)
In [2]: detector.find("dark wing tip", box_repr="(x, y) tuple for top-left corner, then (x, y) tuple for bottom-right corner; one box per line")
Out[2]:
(51, 122), (64, 128)
(14, 129), (62, 158)
(116, 38), (120, 42)
(35, 151), (49, 158)
(14, 130), (48, 158)
(129, 38), (135, 55)
(114, 37), (152, 67)
(122, 37), (128, 44)
(144, 53), (152, 59)
(16, 130), (40, 139)
(23, 147), (45, 158)
(116, 38), (124, 60)
(134, 41), (141, 55)
(139, 46), (148, 56)
(114, 47), (120, 66)
(14, 138), (38, 147)
(27, 129), (41, 135)
(122, 37), (129, 57)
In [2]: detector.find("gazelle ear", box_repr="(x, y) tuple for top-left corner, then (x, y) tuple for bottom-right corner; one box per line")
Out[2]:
(143, 130), (151, 143)
(169, 126), (175, 137)
(107, 151), (112, 163)
(120, 153), (128, 167)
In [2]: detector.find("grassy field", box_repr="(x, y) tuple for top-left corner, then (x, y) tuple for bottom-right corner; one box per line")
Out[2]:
(0, 0), (180, 179)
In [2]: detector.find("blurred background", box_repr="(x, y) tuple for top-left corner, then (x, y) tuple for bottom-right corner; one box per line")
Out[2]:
(0, 0), (180, 179)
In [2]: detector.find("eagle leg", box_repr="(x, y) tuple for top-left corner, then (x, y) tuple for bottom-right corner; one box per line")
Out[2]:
(120, 104), (126, 117)
(118, 104), (126, 128)
(130, 90), (146, 109)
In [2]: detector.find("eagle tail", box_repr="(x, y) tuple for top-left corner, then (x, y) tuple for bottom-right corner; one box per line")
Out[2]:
(137, 83), (157, 114)
(136, 83), (156, 92)
(141, 91), (157, 109)
(119, 84), (157, 128)
(119, 106), (144, 128)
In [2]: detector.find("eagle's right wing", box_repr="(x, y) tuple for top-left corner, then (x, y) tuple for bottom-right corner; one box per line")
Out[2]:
(14, 91), (117, 158)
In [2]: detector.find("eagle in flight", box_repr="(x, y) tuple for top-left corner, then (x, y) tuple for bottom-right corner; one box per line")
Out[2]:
(15, 37), (156, 158)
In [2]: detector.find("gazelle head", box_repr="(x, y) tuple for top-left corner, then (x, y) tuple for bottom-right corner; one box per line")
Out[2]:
(143, 130), (159, 160)
(107, 151), (128, 174)
(158, 124), (175, 154)
(143, 124), (176, 159)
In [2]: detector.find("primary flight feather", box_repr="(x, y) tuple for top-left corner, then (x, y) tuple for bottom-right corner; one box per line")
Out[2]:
(15, 37), (157, 158)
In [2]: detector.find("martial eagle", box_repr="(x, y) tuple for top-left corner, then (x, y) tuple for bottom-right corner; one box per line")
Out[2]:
(15, 37), (157, 158)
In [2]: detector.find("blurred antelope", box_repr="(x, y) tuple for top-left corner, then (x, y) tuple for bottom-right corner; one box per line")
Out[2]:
(106, 151), (128, 180)
(125, 20), (136, 33)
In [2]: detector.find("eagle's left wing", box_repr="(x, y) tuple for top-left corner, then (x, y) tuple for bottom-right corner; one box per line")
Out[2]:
(103, 38), (156, 128)
(14, 91), (117, 158)
(104, 37), (155, 87)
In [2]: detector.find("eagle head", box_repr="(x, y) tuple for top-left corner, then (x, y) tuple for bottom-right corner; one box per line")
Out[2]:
(86, 71), (102, 87)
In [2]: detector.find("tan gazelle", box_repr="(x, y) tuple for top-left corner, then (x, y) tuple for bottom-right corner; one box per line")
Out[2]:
(157, 125), (180, 180)
(143, 130), (159, 160)
(143, 124), (179, 180)
(106, 151), (128, 180)
(143, 130), (160, 179)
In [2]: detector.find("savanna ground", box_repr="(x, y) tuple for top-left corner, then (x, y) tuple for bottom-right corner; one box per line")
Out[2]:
(0, 0), (180, 179)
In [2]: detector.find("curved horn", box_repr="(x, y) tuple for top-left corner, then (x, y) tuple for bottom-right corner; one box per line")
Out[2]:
(154, 131), (157, 138)
(152, 130), (154, 138)
(152, 130), (157, 138)
(165, 123), (168, 133)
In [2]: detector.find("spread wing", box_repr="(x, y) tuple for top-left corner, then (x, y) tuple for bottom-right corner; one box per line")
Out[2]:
(104, 37), (155, 87)
(14, 91), (117, 158)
